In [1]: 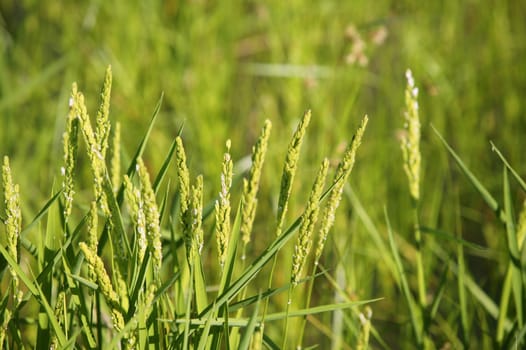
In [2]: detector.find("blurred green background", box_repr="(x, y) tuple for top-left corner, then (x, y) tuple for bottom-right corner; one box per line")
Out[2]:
(1, 0), (526, 347)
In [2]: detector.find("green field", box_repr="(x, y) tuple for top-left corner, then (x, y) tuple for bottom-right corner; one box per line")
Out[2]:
(1, 1), (526, 348)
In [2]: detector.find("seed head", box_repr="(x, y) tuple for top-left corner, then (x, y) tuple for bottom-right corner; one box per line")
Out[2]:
(95, 65), (112, 160)
(315, 116), (368, 263)
(276, 110), (311, 237)
(124, 175), (147, 264)
(175, 137), (190, 215)
(215, 140), (233, 268)
(2, 156), (21, 278)
(137, 158), (162, 276)
(189, 175), (204, 260)
(79, 242), (120, 308)
(291, 158), (329, 286)
(76, 90), (109, 214)
(241, 119), (272, 245)
(62, 83), (79, 219)
(111, 121), (121, 193)
(401, 69), (421, 202)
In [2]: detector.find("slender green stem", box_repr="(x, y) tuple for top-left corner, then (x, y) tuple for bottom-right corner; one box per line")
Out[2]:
(183, 264), (195, 350)
(413, 201), (430, 348)
(282, 284), (294, 349)
(455, 187), (470, 348)
(296, 263), (316, 349)
(413, 202), (427, 310)
(237, 244), (249, 301)
(230, 243), (249, 347)
(96, 292), (102, 347)
(262, 254), (279, 321)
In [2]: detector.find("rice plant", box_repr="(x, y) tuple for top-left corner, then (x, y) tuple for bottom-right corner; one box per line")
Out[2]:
(0, 68), (375, 349)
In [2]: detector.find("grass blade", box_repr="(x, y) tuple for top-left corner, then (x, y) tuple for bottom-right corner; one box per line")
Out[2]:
(346, 186), (397, 283)
(20, 189), (63, 236)
(61, 252), (97, 348)
(385, 207), (422, 346)
(316, 266), (390, 350)
(420, 226), (488, 251)
(0, 244), (38, 296)
(238, 295), (261, 350)
(503, 167), (523, 329)
(431, 243), (512, 329)
(127, 253), (151, 319)
(201, 213), (303, 318)
(0, 244), (67, 346)
(491, 141), (526, 193)
(115, 92), (164, 204)
(102, 170), (132, 258)
(153, 133), (180, 193)
(429, 264), (449, 320)
(497, 266), (513, 345)
(125, 92), (164, 177)
(178, 300), (380, 327)
(193, 254), (208, 314)
(456, 216), (470, 347)
(196, 309), (215, 350)
(264, 299), (381, 321)
(218, 202), (242, 295)
(432, 125), (505, 222)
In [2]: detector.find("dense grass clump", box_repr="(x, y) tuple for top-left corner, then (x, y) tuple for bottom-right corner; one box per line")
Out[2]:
(1, 68), (376, 349)
(2, 66), (526, 349)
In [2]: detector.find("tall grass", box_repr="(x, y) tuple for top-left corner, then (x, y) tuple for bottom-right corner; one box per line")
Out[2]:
(3, 67), (525, 349)
(3, 67), (526, 349)
(0, 69), (375, 349)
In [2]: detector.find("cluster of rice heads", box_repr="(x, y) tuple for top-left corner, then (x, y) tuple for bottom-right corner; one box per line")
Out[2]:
(0, 66), (373, 349)
(3, 65), (526, 349)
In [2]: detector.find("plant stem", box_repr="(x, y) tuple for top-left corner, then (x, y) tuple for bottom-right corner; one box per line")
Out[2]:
(296, 262), (317, 349)
(413, 202), (427, 310)
(282, 285), (293, 349)
(262, 254), (279, 322)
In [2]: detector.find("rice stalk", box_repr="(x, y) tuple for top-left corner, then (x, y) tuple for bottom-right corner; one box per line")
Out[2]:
(95, 65), (112, 162)
(190, 174), (209, 313)
(284, 158), (329, 349)
(400, 69), (427, 312)
(79, 242), (125, 333)
(76, 90), (109, 215)
(314, 116), (368, 264)
(0, 309), (11, 348)
(401, 69), (421, 203)
(298, 115), (368, 349)
(356, 306), (372, 350)
(175, 137), (194, 263)
(62, 83), (79, 220)
(123, 175), (148, 265)
(240, 119), (272, 257)
(137, 157), (163, 280)
(86, 201), (99, 281)
(276, 110), (311, 238)
(190, 174), (205, 258)
(291, 158), (330, 287)
(215, 140), (233, 269)
(49, 291), (66, 350)
(263, 110), (311, 327)
(111, 121), (121, 193)
(2, 156), (21, 286)
(1, 156), (22, 345)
